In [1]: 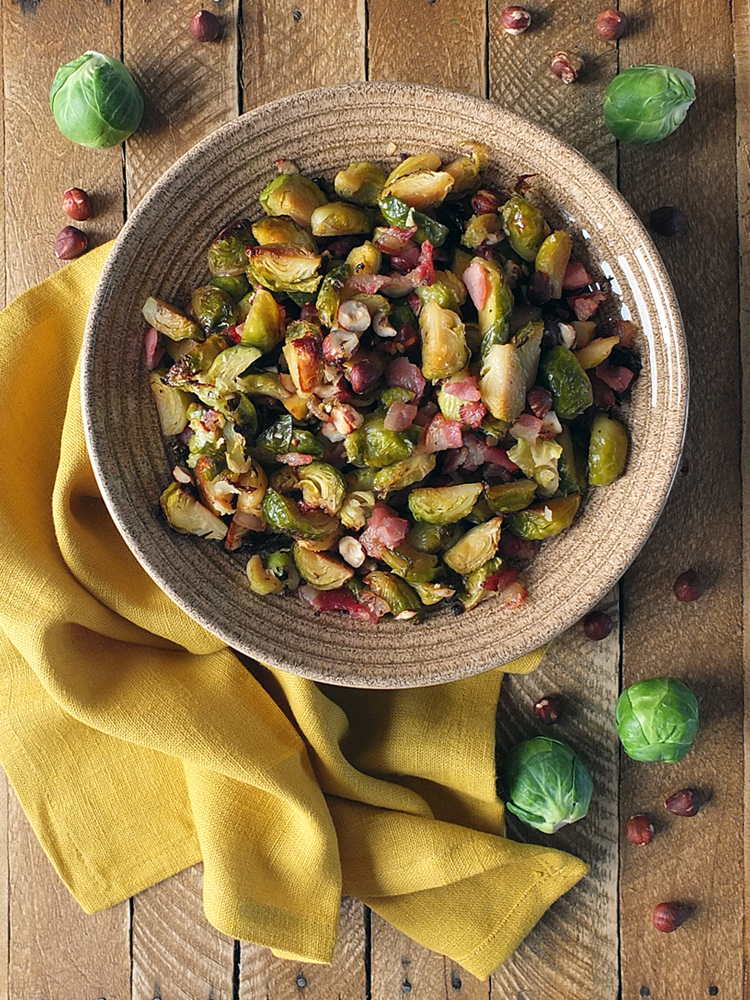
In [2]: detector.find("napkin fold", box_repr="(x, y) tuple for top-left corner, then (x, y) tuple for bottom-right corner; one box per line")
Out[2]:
(0, 244), (587, 979)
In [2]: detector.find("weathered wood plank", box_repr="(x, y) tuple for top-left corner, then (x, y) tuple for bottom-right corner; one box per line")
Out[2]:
(618, 2), (743, 997)
(241, 0), (365, 111)
(123, 0), (240, 213)
(240, 897), (368, 1000)
(0, 23), (8, 1000)
(2, 0), (124, 298)
(368, 0), (486, 96)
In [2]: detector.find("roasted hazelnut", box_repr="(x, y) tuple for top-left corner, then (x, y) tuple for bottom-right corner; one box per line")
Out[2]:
(55, 226), (88, 260)
(665, 788), (701, 817)
(62, 187), (93, 222)
(527, 385), (553, 419)
(596, 8), (627, 40)
(652, 902), (686, 933)
(348, 360), (380, 395)
(583, 610), (613, 641)
(551, 51), (584, 84)
(534, 696), (561, 725)
(673, 569), (703, 603)
(649, 206), (687, 237)
(501, 5), (532, 34)
(626, 814), (654, 846)
(471, 189), (501, 215)
(189, 9), (221, 41)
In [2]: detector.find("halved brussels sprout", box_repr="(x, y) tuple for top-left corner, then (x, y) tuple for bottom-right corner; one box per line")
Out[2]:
(334, 161), (388, 206)
(462, 213), (502, 249)
(142, 297), (201, 342)
(459, 556), (504, 610)
(535, 230), (573, 299)
(588, 413), (628, 486)
(251, 214), (317, 251)
(149, 371), (191, 436)
(381, 543), (439, 583)
(507, 437), (564, 495)
(502, 194), (546, 262)
(194, 455), (236, 516)
(205, 344), (262, 388)
(259, 172), (327, 228)
(189, 286), (239, 333)
(419, 301), (470, 381)
(479, 343), (526, 423)
(378, 194), (449, 247)
(364, 571), (422, 621)
(443, 517), (504, 575)
(408, 482), (483, 525)
(412, 581), (456, 605)
(310, 202), (372, 238)
(262, 488), (339, 545)
(339, 489), (375, 530)
(160, 482), (228, 540)
(266, 549), (300, 590)
(513, 322), (544, 391)
(464, 495), (494, 524)
(506, 494), (581, 540)
(385, 153), (443, 184)
(235, 459), (268, 515)
(574, 335), (619, 372)
(208, 220), (255, 276)
(208, 274), (251, 302)
(416, 270), (467, 311)
(383, 170), (454, 211)
(297, 461), (347, 515)
(241, 287), (283, 354)
(282, 334), (323, 394)
(406, 521), (450, 554)
(247, 245), (322, 294)
(538, 346), (593, 420)
(556, 424), (587, 495)
(346, 241), (382, 275)
(293, 543), (353, 590)
(371, 451), (436, 495)
(246, 554), (285, 595)
(223, 420), (252, 475)
(485, 478), (538, 514)
(344, 416), (420, 469)
(471, 259), (515, 352)
(443, 142), (487, 196)
(316, 263), (350, 328)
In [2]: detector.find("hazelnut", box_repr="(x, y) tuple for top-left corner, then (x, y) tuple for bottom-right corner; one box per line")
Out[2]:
(62, 187), (93, 222)
(596, 8), (627, 40)
(665, 788), (701, 817)
(527, 385), (553, 419)
(626, 814), (654, 846)
(649, 206), (687, 237)
(551, 51), (584, 84)
(189, 9), (221, 41)
(652, 902), (686, 933)
(673, 569), (703, 603)
(501, 5), (532, 34)
(583, 610), (613, 641)
(471, 189), (501, 215)
(348, 361), (380, 395)
(534, 696), (561, 724)
(55, 226), (88, 260)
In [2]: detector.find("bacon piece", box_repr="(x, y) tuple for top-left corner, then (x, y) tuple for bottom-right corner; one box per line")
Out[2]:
(482, 568), (526, 608)
(413, 401), (438, 427)
(590, 371), (616, 410)
(386, 356), (427, 403)
(462, 258), (490, 310)
(444, 375), (482, 401)
(424, 414), (463, 453)
(595, 360), (635, 393)
(390, 246), (422, 273)
(144, 327), (165, 370)
(562, 261), (592, 291)
(324, 236), (361, 258)
(463, 431), (519, 472)
(459, 401), (487, 428)
(568, 290), (606, 322)
(384, 401), (418, 431)
(276, 452), (314, 466)
(498, 533), (541, 563)
(510, 413), (544, 442)
(527, 271), (553, 305)
(225, 325), (242, 345)
(410, 240), (435, 287)
(374, 225), (418, 255)
(359, 502), (410, 559)
(298, 585), (381, 623)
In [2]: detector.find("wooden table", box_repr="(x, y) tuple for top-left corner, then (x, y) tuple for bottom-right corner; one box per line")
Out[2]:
(0, 1), (745, 997)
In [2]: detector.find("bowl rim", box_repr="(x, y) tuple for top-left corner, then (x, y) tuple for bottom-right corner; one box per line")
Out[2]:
(82, 80), (688, 688)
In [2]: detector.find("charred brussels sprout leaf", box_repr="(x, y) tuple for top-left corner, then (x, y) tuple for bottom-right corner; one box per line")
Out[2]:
(378, 195), (449, 247)
(503, 737), (593, 834)
(538, 345), (593, 420)
(334, 161), (388, 206)
(310, 202), (372, 238)
(251, 215), (317, 251)
(419, 301), (470, 381)
(603, 65), (696, 144)
(190, 286), (239, 333)
(588, 413), (629, 486)
(259, 172), (327, 228)
(247, 245), (322, 295)
(160, 482), (227, 540)
(615, 677), (699, 762)
(443, 517), (504, 575)
(484, 479), (537, 514)
(297, 461), (347, 516)
(50, 51), (143, 148)
(142, 297), (202, 342)
(502, 194), (546, 262)
(506, 494), (581, 540)
(293, 543), (353, 590)
(408, 483), (483, 525)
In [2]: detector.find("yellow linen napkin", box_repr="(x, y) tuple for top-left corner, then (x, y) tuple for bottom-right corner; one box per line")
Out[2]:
(0, 244), (588, 979)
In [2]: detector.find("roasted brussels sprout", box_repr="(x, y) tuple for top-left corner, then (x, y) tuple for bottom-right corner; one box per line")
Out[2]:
(503, 737), (593, 834)
(419, 301), (470, 381)
(282, 333), (324, 395)
(406, 521), (450, 554)
(588, 413), (628, 486)
(416, 270), (467, 311)
(241, 287), (283, 354)
(262, 488), (339, 546)
(364, 571), (422, 620)
(471, 259), (514, 351)
(443, 517), (504, 575)
(142, 297), (201, 342)
(479, 343), (526, 424)
(208, 223), (255, 277)
(190, 285), (239, 333)
(316, 263), (350, 328)
(259, 171), (327, 228)
(149, 371), (191, 436)
(506, 437), (563, 495)
(293, 543), (354, 590)
(251, 214), (317, 250)
(160, 482), (227, 540)
(538, 345), (593, 420)
(380, 543), (439, 583)
(378, 194), (449, 247)
(205, 344), (262, 389)
(256, 414), (324, 458)
(247, 245), (323, 294)
(443, 142), (487, 196)
(461, 213), (502, 249)
(412, 581), (456, 605)
(346, 241), (382, 275)
(344, 416), (420, 469)
(339, 490), (375, 530)
(371, 452), (436, 495)
(615, 677), (699, 762)
(409, 482), (483, 525)
(502, 194), (546, 262)
(535, 231), (573, 299)
(506, 494), (581, 540)
(265, 549), (300, 590)
(193, 455), (235, 517)
(512, 321), (544, 390)
(297, 461), (347, 516)
(246, 554), (284, 595)
(484, 479), (537, 514)
(208, 274), (251, 302)
(334, 161), (387, 205)
(310, 202), (373, 238)
(383, 170), (454, 211)
(556, 425), (588, 495)
(459, 556), (503, 610)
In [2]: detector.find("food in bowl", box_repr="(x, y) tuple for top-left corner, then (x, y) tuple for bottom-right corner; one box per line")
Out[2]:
(142, 145), (640, 623)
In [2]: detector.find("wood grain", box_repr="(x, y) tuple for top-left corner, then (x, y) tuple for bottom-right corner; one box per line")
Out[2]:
(368, 0), (486, 96)
(123, 0), (240, 213)
(240, 897), (368, 999)
(240, 0), (366, 112)
(2, 0), (124, 297)
(618, 2), (744, 997)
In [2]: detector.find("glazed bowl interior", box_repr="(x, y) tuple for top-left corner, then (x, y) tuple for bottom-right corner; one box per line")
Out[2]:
(82, 82), (687, 688)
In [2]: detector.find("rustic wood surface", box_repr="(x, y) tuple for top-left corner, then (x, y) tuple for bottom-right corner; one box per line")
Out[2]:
(0, 1), (745, 999)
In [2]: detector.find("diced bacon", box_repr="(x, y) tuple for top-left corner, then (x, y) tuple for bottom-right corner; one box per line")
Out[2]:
(374, 226), (418, 255)
(462, 259), (490, 311)
(299, 301), (319, 321)
(359, 502), (410, 559)
(276, 452), (314, 466)
(298, 585), (381, 623)
(444, 375), (482, 401)
(390, 246), (422, 273)
(179, 425), (193, 446)
(459, 401), (487, 428)
(344, 272), (415, 297)
(414, 401), (438, 427)
(510, 413), (544, 442)
(387, 356), (427, 403)
(483, 567), (517, 592)
(441, 448), (462, 474)
(225, 325), (242, 345)
(595, 360), (635, 393)
(144, 327), (165, 370)
(611, 319), (637, 347)
(407, 291), (423, 316)
(562, 261), (592, 291)
(481, 567), (526, 609)
(498, 533), (541, 563)
(463, 431), (519, 472)
(325, 236), (361, 259)
(425, 414), (463, 453)
(384, 401), (418, 431)
(590, 371), (616, 410)
(409, 240), (435, 287)
(568, 290), (606, 321)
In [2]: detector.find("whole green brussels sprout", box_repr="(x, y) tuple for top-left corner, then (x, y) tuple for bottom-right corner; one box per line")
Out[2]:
(503, 737), (593, 834)
(50, 51), (144, 148)
(603, 65), (696, 144)
(615, 677), (699, 762)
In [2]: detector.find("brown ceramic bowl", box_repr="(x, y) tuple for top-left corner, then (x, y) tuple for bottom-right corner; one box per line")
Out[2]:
(82, 82), (687, 688)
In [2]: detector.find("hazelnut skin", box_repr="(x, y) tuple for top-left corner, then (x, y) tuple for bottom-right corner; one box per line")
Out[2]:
(673, 569), (703, 602)
(551, 51), (584, 84)
(55, 226), (88, 260)
(501, 6), (532, 34)
(626, 814), (654, 846)
(62, 188), (93, 222)
(596, 9), (628, 40)
(653, 902), (686, 933)
(189, 9), (221, 41)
